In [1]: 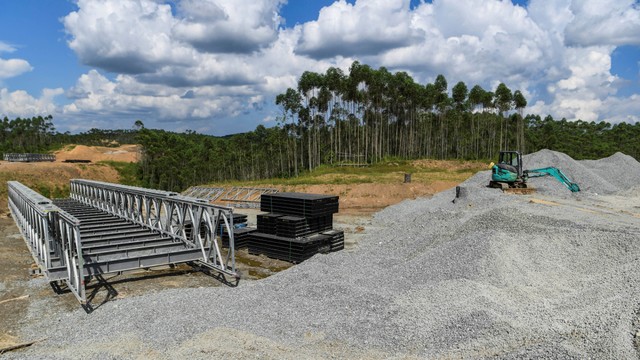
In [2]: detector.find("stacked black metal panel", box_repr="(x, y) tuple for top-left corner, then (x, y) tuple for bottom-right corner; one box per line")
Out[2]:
(222, 227), (256, 249)
(248, 233), (331, 263)
(261, 192), (339, 217)
(231, 213), (248, 225)
(220, 212), (254, 249)
(248, 192), (343, 263)
(321, 229), (345, 252)
(274, 215), (333, 238)
(256, 213), (282, 234)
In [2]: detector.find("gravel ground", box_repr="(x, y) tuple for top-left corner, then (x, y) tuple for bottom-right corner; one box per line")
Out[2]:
(5, 149), (640, 359)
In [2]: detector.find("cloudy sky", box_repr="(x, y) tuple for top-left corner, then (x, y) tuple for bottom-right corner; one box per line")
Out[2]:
(0, 0), (639, 135)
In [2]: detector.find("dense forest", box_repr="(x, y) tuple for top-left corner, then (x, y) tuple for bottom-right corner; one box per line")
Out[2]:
(137, 62), (640, 191)
(2, 62), (639, 192)
(0, 115), (137, 154)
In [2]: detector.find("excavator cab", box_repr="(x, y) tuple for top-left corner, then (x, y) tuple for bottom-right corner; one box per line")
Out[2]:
(496, 151), (523, 178)
(490, 151), (526, 188)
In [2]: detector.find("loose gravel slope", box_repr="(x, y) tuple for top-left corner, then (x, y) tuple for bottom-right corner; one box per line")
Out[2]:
(6, 149), (640, 359)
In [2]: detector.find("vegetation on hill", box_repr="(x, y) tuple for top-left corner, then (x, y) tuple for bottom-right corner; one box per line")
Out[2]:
(0, 115), (138, 155)
(136, 62), (640, 192)
(2, 62), (639, 193)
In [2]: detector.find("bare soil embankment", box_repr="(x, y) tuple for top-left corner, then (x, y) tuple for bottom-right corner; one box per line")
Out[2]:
(0, 144), (139, 215)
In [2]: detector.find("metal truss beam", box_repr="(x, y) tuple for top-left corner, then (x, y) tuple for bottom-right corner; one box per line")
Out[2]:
(182, 186), (226, 201)
(69, 179), (237, 278)
(220, 187), (278, 208)
(4, 153), (56, 162)
(7, 181), (86, 303)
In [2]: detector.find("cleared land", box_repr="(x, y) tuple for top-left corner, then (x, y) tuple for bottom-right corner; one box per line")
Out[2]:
(1, 149), (639, 358)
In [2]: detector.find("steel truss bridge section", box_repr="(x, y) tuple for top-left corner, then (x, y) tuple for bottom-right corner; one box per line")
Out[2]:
(220, 187), (279, 208)
(8, 181), (86, 302)
(182, 186), (279, 208)
(69, 179), (237, 277)
(8, 179), (238, 305)
(182, 186), (226, 201)
(4, 153), (56, 162)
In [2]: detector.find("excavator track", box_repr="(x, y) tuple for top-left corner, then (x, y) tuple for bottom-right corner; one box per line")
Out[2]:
(489, 180), (536, 195)
(503, 187), (536, 195)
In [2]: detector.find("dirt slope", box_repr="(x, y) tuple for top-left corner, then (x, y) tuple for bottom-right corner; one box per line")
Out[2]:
(0, 144), (140, 215)
(54, 144), (140, 163)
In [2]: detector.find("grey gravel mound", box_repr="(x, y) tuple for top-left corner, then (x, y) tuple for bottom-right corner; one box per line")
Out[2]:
(6, 150), (640, 359)
(581, 152), (640, 193)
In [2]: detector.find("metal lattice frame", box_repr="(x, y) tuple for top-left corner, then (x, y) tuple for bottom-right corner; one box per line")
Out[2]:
(69, 179), (237, 277)
(4, 153), (56, 162)
(182, 186), (226, 200)
(220, 187), (279, 208)
(7, 181), (86, 302)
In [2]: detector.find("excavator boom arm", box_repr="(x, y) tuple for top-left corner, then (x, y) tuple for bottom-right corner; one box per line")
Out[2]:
(525, 167), (580, 192)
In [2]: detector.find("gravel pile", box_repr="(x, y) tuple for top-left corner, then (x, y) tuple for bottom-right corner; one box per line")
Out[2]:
(6, 150), (640, 359)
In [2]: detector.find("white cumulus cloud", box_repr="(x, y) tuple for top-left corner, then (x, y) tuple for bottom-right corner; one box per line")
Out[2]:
(36, 0), (640, 132)
(174, 0), (284, 53)
(296, 0), (419, 58)
(0, 41), (33, 79)
(565, 0), (640, 47)
(0, 88), (62, 118)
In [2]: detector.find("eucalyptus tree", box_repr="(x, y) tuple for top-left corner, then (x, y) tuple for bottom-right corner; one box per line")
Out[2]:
(324, 67), (346, 161)
(275, 87), (303, 175)
(468, 84), (485, 158)
(451, 81), (469, 157)
(433, 74), (450, 158)
(513, 90), (527, 152)
(495, 83), (513, 151)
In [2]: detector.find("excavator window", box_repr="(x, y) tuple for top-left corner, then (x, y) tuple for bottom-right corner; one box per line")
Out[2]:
(499, 152), (518, 167)
(498, 151), (522, 176)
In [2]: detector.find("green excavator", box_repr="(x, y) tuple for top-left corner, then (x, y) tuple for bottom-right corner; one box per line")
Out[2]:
(489, 151), (580, 193)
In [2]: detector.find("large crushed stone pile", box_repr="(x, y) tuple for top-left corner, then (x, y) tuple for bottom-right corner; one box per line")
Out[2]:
(8, 150), (640, 359)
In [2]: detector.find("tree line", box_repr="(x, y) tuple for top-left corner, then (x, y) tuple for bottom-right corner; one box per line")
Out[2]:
(0, 115), (57, 153)
(2, 62), (639, 192)
(134, 115), (640, 192)
(136, 62), (640, 191)
(0, 116), (139, 155)
(275, 61), (531, 174)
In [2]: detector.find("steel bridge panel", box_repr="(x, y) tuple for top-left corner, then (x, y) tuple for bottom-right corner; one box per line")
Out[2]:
(8, 179), (238, 305)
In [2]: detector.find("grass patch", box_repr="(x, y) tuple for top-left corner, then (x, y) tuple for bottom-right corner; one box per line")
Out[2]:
(97, 161), (141, 186)
(203, 158), (487, 188)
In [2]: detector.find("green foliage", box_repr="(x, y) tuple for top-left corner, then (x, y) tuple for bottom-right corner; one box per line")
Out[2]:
(33, 183), (69, 199)
(52, 128), (138, 147)
(525, 115), (640, 160)
(98, 161), (141, 186)
(0, 115), (56, 155)
(0, 115), (138, 157)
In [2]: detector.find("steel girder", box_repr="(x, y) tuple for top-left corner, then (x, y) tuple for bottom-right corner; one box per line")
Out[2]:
(69, 179), (237, 277)
(182, 186), (226, 200)
(7, 181), (86, 302)
(4, 153), (56, 162)
(220, 187), (279, 208)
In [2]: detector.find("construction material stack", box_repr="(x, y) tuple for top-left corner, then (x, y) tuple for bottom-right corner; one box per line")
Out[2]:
(221, 213), (255, 249)
(248, 192), (343, 263)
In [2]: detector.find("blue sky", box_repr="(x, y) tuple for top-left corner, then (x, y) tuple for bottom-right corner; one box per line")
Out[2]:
(0, 0), (639, 134)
